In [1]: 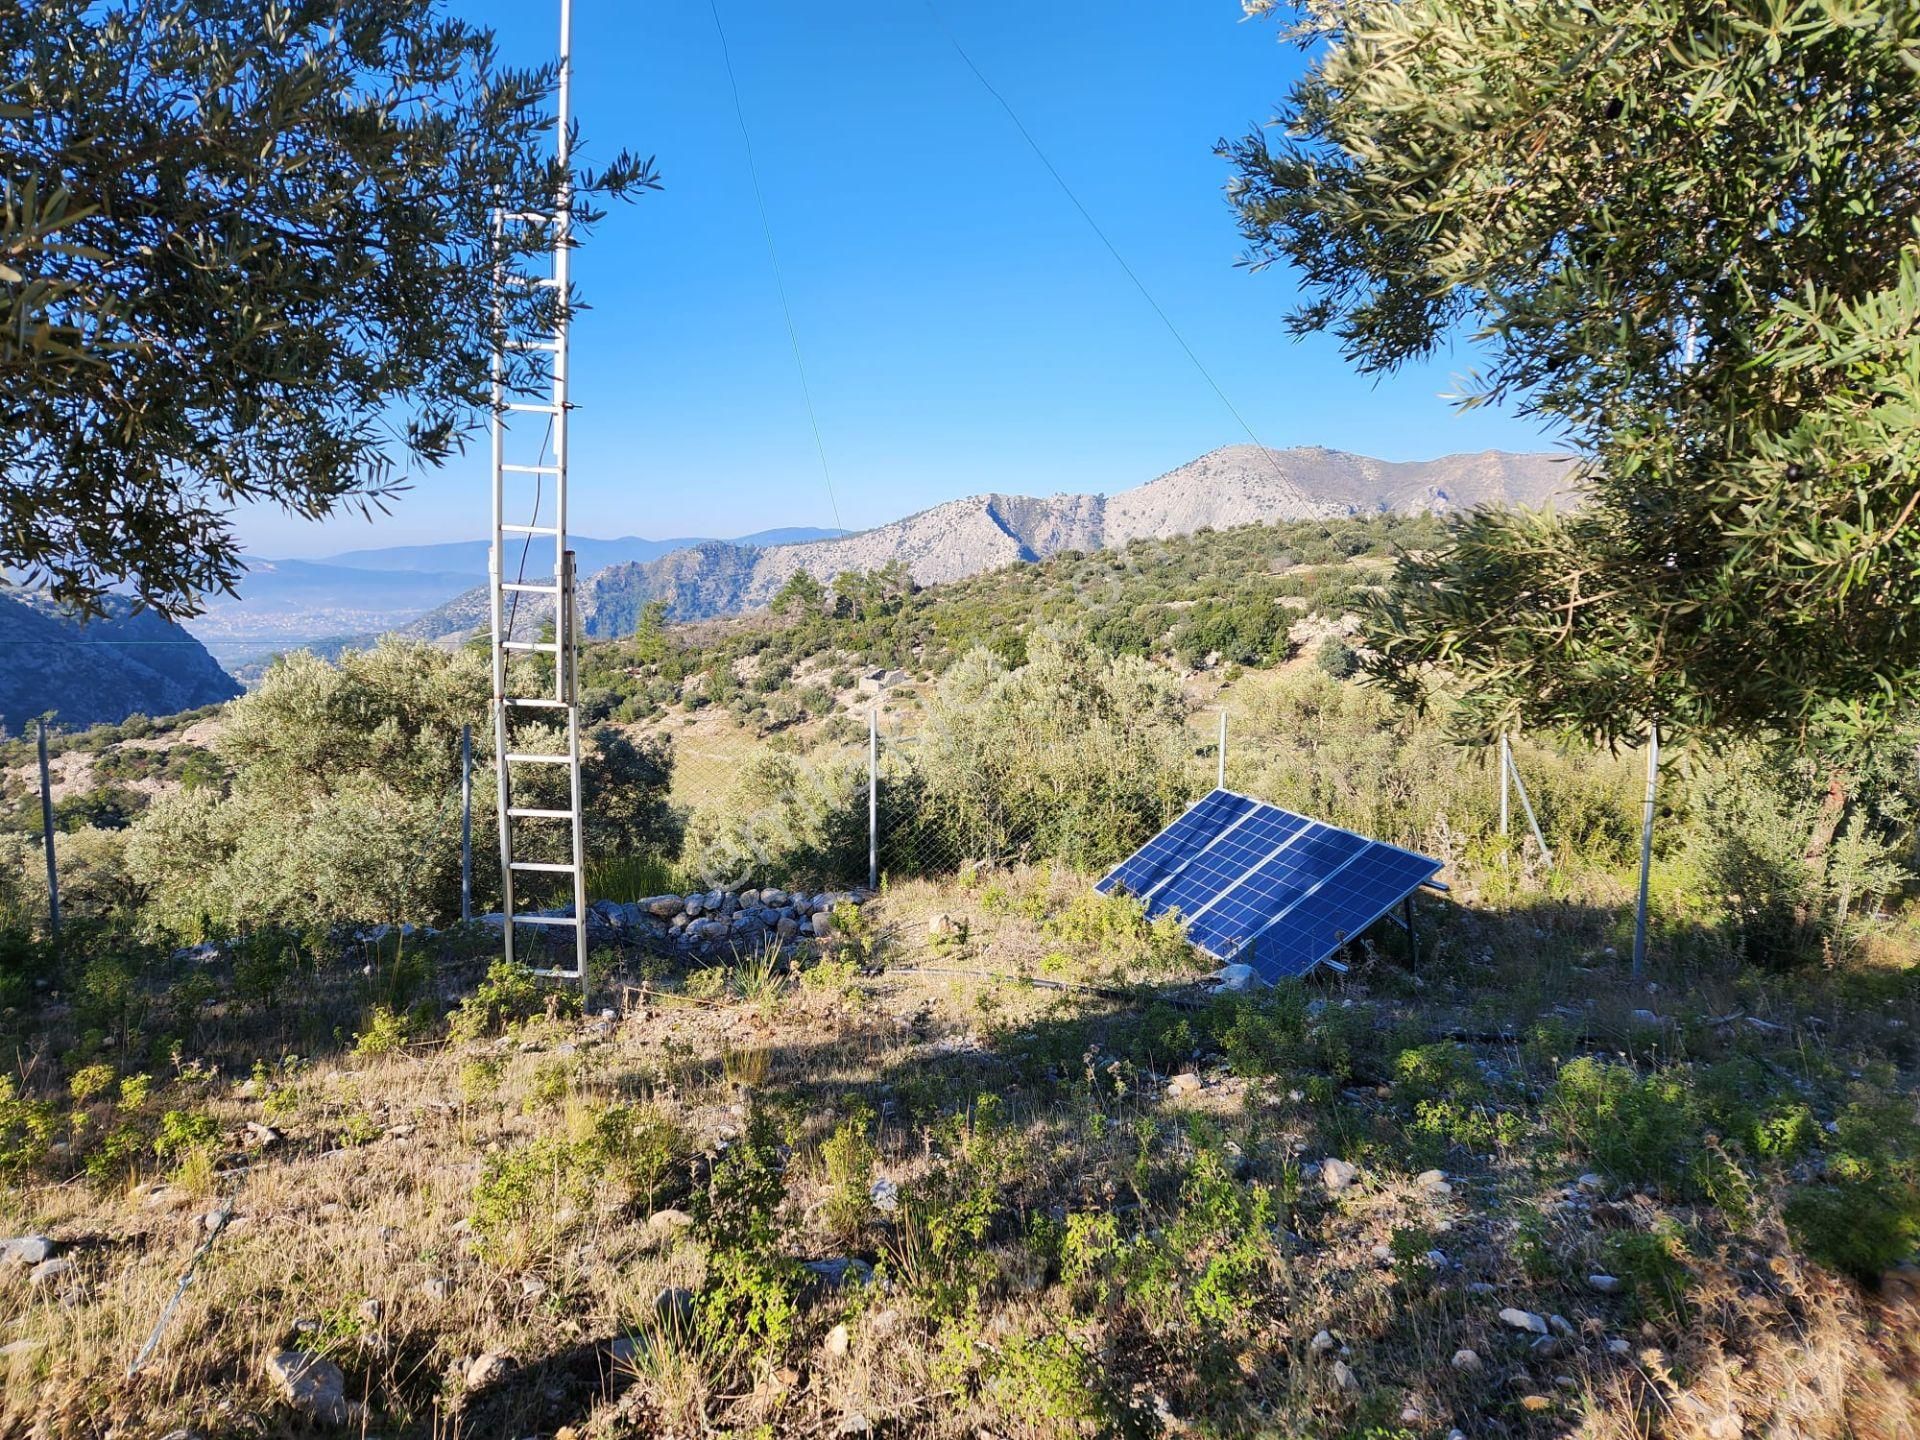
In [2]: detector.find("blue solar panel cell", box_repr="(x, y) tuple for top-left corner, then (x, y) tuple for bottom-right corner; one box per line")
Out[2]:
(1151, 808), (1310, 924)
(1097, 790), (1255, 901)
(1093, 789), (1442, 977)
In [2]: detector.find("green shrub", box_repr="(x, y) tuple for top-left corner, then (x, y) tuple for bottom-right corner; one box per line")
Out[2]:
(470, 1135), (596, 1264)
(586, 1103), (689, 1209)
(352, 1004), (412, 1057)
(695, 1108), (801, 1361)
(820, 1110), (877, 1242)
(1547, 1058), (1703, 1195)
(449, 959), (550, 1042)
(1783, 1178), (1920, 1279)
(0, 1076), (56, 1176)
(1604, 1221), (1695, 1327)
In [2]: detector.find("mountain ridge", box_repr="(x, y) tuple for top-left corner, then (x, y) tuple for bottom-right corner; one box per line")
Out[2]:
(0, 591), (242, 733)
(401, 444), (1574, 642)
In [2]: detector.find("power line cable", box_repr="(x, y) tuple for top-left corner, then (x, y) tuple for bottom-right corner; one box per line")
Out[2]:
(920, 1), (1306, 496)
(706, 0), (846, 537)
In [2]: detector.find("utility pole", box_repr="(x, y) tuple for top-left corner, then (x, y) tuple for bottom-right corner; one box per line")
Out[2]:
(37, 719), (59, 939)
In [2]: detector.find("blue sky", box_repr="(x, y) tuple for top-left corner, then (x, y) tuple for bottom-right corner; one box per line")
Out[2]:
(243, 0), (1554, 559)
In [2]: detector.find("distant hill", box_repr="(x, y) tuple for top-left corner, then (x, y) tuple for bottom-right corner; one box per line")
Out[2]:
(567, 445), (1573, 635)
(323, 527), (848, 576)
(185, 528), (848, 664)
(0, 590), (242, 734)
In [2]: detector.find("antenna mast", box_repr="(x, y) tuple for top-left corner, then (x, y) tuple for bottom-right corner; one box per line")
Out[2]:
(488, 0), (589, 998)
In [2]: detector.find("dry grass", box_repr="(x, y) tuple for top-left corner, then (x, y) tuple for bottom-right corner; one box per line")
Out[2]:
(2, 864), (1917, 1439)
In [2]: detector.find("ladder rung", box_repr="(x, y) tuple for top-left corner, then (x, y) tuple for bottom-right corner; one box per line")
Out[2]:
(530, 966), (584, 979)
(506, 339), (560, 353)
(508, 807), (575, 819)
(511, 861), (578, 873)
(509, 914), (580, 928)
(506, 402), (561, 415)
(503, 641), (559, 653)
(501, 464), (562, 475)
(503, 274), (563, 290)
(505, 753), (572, 764)
(501, 523), (558, 536)
(500, 583), (559, 595)
(504, 697), (568, 709)
(501, 211), (559, 224)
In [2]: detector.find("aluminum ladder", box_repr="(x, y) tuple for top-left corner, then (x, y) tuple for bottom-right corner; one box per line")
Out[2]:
(487, 0), (588, 995)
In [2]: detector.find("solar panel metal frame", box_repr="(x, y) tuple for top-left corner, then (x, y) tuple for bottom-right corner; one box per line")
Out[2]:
(1097, 789), (1442, 979)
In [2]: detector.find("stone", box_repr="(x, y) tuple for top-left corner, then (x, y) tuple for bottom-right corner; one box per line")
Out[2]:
(838, 1414), (873, 1436)
(1549, 1313), (1575, 1336)
(358, 1298), (383, 1325)
(465, 1351), (512, 1388)
(419, 1276), (450, 1302)
(266, 1350), (359, 1424)
(1415, 1169), (1452, 1196)
(1320, 1157), (1360, 1194)
(1500, 1307), (1550, 1336)
(927, 912), (965, 940)
(28, 1258), (74, 1287)
(1, 1236), (55, 1267)
(647, 1208), (695, 1234)
(1520, 1394), (1554, 1412)
(1631, 1009), (1659, 1025)
(0, 1339), (43, 1358)
(776, 917), (800, 940)
(1331, 1359), (1357, 1391)
(1451, 1348), (1481, 1372)
(823, 1322), (851, 1358)
(1576, 1173), (1605, 1191)
(655, 1286), (694, 1326)
(803, 1256), (874, 1289)
(761, 888), (789, 908)
(869, 1178), (899, 1214)
(1166, 1071), (1204, 1098)
(1309, 1329), (1337, 1356)
(1607, 1338), (1632, 1357)
(1588, 1273), (1623, 1294)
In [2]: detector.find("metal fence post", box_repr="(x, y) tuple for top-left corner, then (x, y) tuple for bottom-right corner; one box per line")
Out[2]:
(460, 723), (473, 924)
(1498, 734), (1511, 836)
(868, 707), (879, 890)
(1632, 722), (1661, 977)
(1217, 708), (1227, 790)
(37, 719), (59, 939)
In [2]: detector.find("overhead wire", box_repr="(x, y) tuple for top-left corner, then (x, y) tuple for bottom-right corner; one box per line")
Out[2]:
(919, 0), (1306, 497)
(706, 0), (846, 537)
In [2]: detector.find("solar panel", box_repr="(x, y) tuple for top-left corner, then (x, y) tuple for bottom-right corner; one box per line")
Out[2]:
(1096, 789), (1443, 980)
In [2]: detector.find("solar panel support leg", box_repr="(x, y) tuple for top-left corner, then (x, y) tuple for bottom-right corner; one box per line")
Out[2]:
(1403, 894), (1417, 969)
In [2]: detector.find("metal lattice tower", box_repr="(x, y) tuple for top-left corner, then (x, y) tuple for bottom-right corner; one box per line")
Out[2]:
(488, 0), (587, 995)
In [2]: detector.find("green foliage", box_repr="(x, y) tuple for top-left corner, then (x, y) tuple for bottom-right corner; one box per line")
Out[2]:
(1603, 1221), (1695, 1328)
(908, 630), (1195, 870)
(820, 1109), (877, 1242)
(2, 0), (657, 617)
(586, 1103), (690, 1210)
(1314, 635), (1359, 681)
(0, 1076), (56, 1176)
(681, 750), (865, 889)
(352, 1004), (413, 1057)
(694, 1108), (801, 1361)
(1547, 1059), (1702, 1196)
(448, 960), (550, 1043)
(469, 1135), (597, 1265)
(1228, 0), (1920, 742)
(154, 1107), (219, 1162)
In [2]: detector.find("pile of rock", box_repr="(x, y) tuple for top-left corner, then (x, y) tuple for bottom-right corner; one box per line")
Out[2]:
(486, 886), (873, 954)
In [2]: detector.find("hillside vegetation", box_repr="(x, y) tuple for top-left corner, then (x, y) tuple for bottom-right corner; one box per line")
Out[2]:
(0, 513), (1915, 1439)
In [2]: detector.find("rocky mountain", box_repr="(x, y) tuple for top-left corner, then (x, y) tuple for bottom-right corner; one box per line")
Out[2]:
(399, 444), (1573, 641)
(0, 590), (242, 734)
(573, 445), (1572, 635)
